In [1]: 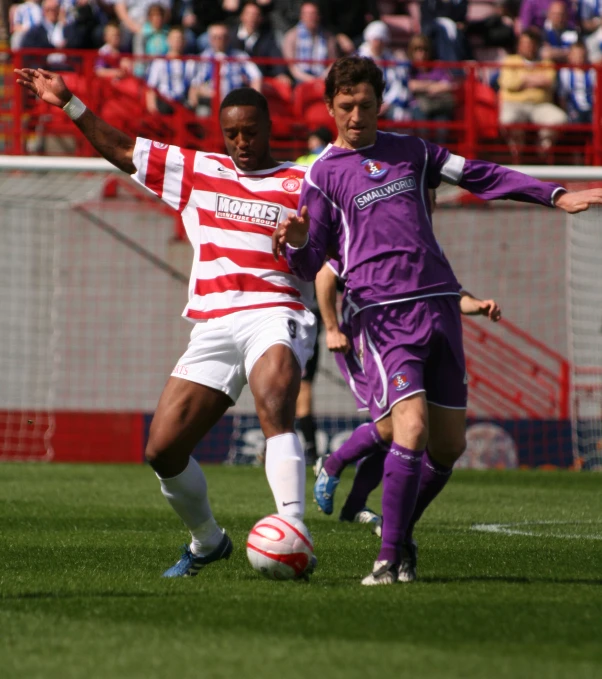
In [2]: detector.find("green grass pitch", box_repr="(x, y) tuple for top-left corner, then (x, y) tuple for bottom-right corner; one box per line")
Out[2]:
(2, 464), (602, 679)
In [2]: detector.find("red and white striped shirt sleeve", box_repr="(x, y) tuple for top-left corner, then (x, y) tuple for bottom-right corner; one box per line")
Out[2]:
(131, 137), (196, 213)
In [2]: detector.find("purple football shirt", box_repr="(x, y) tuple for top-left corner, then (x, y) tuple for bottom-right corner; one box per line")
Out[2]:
(286, 132), (564, 314)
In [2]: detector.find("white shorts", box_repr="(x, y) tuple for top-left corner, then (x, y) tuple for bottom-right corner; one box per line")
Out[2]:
(172, 307), (318, 402)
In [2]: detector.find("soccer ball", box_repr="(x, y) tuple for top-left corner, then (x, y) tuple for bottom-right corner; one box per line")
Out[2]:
(246, 514), (314, 580)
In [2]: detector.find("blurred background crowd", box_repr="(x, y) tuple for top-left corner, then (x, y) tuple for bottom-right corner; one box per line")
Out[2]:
(3, 0), (601, 160)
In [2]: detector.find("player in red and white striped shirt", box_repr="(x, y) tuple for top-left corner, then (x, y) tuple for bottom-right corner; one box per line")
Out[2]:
(16, 69), (317, 578)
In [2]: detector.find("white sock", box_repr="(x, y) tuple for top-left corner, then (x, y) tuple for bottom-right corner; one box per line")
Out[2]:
(265, 433), (305, 519)
(157, 457), (223, 557)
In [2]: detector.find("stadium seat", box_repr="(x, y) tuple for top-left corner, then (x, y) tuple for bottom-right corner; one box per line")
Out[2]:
(293, 80), (337, 138)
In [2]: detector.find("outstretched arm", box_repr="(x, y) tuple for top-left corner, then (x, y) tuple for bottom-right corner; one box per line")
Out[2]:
(459, 290), (501, 322)
(15, 68), (136, 174)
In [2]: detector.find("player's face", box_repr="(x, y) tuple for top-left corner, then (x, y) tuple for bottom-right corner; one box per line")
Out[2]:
(327, 83), (380, 150)
(220, 105), (272, 171)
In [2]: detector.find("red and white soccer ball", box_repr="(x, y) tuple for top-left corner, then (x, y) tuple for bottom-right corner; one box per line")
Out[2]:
(246, 514), (314, 580)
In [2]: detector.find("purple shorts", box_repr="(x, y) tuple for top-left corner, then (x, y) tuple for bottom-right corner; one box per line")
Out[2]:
(351, 296), (467, 422)
(334, 346), (370, 412)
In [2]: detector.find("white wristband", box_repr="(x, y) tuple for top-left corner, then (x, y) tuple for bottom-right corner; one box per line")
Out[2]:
(62, 95), (87, 121)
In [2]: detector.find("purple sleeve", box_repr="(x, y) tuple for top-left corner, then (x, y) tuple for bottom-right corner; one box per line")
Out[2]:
(424, 141), (564, 207)
(285, 177), (337, 282)
(458, 159), (564, 207)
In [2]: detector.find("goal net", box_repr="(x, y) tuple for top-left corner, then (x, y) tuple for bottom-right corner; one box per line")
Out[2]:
(1, 158), (601, 470)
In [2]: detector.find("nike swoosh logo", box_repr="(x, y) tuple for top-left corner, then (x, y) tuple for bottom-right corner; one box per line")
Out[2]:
(282, 501), (300, 506)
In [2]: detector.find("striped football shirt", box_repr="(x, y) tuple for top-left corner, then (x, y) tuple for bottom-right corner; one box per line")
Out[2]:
(132, 138), (312, 321)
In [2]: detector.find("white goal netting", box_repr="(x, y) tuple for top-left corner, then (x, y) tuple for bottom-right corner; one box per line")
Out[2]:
(0, 158), (601, 469)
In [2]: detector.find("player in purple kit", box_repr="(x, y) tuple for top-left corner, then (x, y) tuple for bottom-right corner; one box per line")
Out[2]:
(273, 56), (602, 585)
(314, 253), (502, 583)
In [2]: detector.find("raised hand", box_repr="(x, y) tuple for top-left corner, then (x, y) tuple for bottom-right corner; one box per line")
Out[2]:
(272, 206), (310, 260)
(555, 189), (602, 214)
(14, 68), (72, 108)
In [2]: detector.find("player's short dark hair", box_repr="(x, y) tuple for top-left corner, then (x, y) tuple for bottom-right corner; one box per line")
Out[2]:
(325, 56), (385, 104)
(220, 87), (270, 119)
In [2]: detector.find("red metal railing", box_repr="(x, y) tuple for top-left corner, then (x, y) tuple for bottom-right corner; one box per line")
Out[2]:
(2, 49), (601, 164)
(463, 316), (570, 419)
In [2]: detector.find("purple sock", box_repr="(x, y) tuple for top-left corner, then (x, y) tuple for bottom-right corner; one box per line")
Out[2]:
(324, 422), (386, 477)
(378, 443), (424, 564)
(406, 451), (453, 543)
(340, 450), (386, 519)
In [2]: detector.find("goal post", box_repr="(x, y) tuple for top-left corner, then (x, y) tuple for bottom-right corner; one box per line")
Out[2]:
(1, 157), (601, 470)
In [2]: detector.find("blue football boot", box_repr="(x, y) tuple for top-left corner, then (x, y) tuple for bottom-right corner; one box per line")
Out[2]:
(162, 531), (233, 577)
(313, 466), (340, 515)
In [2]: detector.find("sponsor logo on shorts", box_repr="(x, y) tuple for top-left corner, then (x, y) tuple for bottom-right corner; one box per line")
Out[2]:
(361, 158), (388, 179)
(152, 141), (168, 149)
(282, 177), (301, 192)
(392, 371), (410, 391)
(215, 194), (282, 228)
(173, 364), (188, 376)
(464, 371), (469, 385)
(354, 175), (416, 210)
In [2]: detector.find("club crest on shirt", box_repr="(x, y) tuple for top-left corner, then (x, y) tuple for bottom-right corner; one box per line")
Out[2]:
(215, 194), (282, 228)
(361, 158), (388, 179)
(282, 177), (301, 192)
(152, 141), (168, 149)
(392, 371), (410, 391)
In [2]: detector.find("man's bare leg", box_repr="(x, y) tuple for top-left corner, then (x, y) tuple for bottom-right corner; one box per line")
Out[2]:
(146, 377), (233, 571)
(249, 343), (306, 519)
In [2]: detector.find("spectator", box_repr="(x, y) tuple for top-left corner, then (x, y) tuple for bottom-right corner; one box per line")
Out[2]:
(109, 0), (170, 51)
(269, 0), (304, 41)
(146, 26), (198, 114)
(518, 0), (575, 32)
(60, 0), (104, 48)
(579, 0), (602, 62)
(295, 125), (332, 165)
(358, 20), (410, 121)
(558, 41), (596, 123)
(541, 0), (579, 62)
(134, 3), (169, 56)
(317, 0), (380, 54)
(281, 2), (337, 83)
(20, 0), (66, 48)
(498, 29), (568, 159)
(419, 0), (471, 61)
(579, 0), (602, 35)
(465, 0), (517, 52)
(231, 1), (288, 80)
(9, 0), (43, 49)
(191, 22), (262, 110)
(407, 34), (456, 142)
(95, 21), (131, 78)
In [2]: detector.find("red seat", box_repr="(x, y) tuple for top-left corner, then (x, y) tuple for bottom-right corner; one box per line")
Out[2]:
(293, 80), (337, 137)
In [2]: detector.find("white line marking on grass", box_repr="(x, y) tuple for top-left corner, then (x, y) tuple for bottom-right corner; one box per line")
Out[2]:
(470, 520), (602, 541)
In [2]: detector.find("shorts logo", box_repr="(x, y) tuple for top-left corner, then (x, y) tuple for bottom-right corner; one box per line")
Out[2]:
(464, 372), (469, 385)
(282, 177), (301, 192)
(361, 158), (388, 179)
(392, 371), (410, 391)
(215, 194), (282, 228)
(354, 175), (416, 211)
(173, 364), (188, 376)
(287, 319), (297, 339)
(152, 141), (168, 149)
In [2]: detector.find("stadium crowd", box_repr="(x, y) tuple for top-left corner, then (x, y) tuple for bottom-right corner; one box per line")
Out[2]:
(7, 0), (602, 157)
